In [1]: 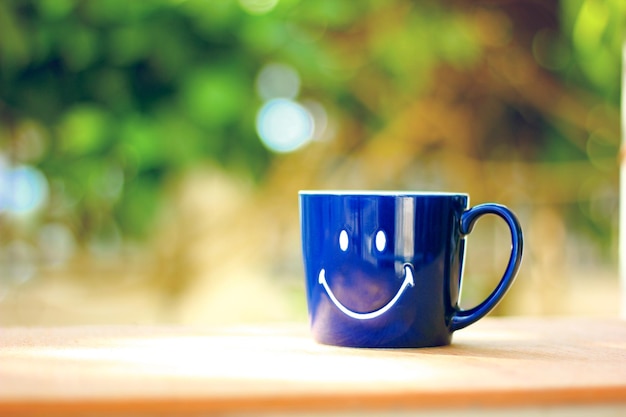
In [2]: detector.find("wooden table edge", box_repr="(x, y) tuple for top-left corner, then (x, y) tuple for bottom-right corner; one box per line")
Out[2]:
(2, 385), (625, 416)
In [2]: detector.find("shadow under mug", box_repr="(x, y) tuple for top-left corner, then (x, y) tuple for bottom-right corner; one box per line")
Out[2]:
(299, 191), (523, 348)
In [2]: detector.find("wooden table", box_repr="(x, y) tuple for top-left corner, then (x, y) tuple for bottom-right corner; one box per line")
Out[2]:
(1, 317), (625, 416)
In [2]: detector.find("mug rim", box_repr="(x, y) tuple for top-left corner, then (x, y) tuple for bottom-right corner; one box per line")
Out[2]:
(299, 190), (469, 197)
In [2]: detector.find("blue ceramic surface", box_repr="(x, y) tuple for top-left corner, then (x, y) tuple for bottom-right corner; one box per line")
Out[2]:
(299, 191), (523, 348)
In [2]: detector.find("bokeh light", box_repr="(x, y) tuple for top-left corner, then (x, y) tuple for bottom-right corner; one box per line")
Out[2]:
(0, 240), (37, 284)
(0, 162), (49, 215)
(238, 0), (279, 15)
(255, 63), (301, 101)
(256, 99), (314, 153)
(302, 100), (330, 141)
(38, 223), (76, 268)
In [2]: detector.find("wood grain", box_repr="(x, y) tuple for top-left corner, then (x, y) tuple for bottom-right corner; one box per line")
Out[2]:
(0, 317), (625, 415)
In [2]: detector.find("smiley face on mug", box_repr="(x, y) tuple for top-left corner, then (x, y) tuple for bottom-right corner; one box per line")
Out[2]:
(310, 196), (421, 321)
(317, 226), (415, 320)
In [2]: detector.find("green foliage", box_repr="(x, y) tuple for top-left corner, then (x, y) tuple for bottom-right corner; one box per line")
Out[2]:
(0, 0), (274, 238)
(562, 0), (625, 100)
(0, 0), (623, 250)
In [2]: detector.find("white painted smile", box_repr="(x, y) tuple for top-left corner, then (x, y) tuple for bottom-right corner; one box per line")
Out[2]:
(318, 264), (415, 320)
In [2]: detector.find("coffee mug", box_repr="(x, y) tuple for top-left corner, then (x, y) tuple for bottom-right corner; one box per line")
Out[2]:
(299, 191), (523, 348)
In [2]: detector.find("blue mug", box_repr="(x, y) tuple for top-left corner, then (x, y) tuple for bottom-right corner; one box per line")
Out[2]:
(299, 191), (523, 348)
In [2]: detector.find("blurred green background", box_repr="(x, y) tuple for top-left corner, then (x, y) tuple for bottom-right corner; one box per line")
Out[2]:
(0, 0), (623, 325)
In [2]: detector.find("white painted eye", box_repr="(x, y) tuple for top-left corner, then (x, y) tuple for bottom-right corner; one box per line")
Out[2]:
(375, 230), (386, 252)
(339, 230), (349, 252)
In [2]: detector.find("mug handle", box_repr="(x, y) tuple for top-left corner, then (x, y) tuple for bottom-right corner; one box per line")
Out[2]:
(450, 203), (524, 332)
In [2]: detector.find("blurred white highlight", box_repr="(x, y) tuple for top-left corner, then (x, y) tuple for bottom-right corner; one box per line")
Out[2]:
(256, 99), (314, 153)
